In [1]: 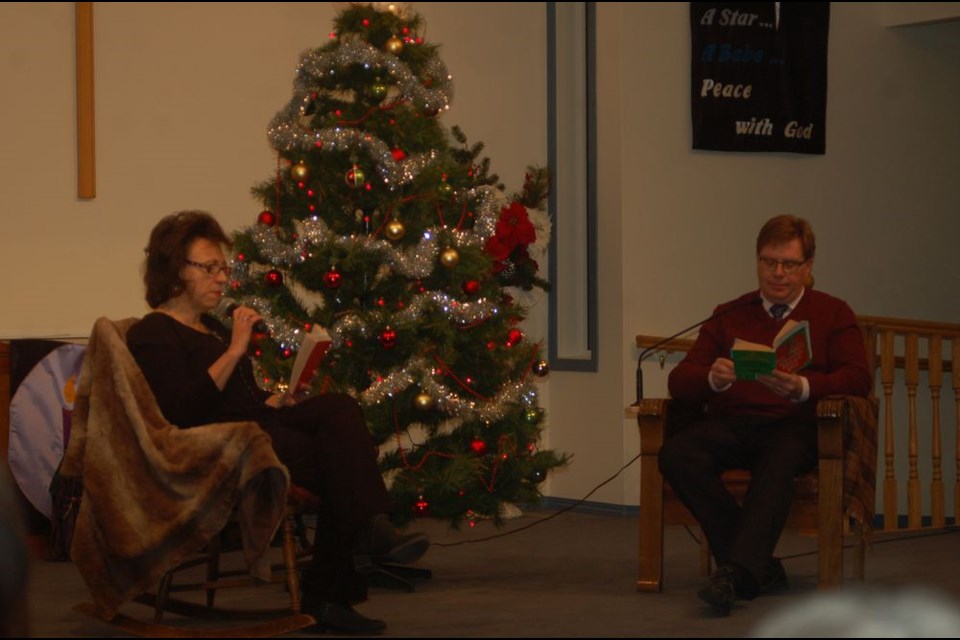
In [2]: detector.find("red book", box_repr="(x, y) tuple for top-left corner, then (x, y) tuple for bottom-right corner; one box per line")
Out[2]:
(289, 325), (332, 396)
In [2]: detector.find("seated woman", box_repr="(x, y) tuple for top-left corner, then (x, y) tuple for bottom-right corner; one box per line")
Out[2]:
(127, 210), (427, 635)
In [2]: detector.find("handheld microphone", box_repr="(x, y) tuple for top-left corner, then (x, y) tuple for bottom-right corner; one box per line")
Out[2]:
(634, 296), (762, 404)
(223, 300), (269, 335)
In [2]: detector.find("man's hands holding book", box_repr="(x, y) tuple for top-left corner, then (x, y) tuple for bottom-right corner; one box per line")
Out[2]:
(755, 369), (804, 401)
(708, 357), (737, 390)
(709, 357), (804, 401)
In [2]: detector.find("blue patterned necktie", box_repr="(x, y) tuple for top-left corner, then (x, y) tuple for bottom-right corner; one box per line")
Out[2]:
(770, 304), (790, 320)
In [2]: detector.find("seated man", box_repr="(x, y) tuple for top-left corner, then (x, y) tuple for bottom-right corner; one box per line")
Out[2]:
(659, 214), (871, 616)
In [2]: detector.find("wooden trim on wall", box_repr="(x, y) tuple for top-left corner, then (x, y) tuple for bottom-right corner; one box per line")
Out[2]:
(76, 2), (96, 199)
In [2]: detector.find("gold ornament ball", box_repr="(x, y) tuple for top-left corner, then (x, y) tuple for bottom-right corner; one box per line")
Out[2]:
(290, 162), (309, 181)
(439, 247), (460, 268)
(385, 220), (406, 241)
(533, 359), (550, 377)
(414, 393), (435, 411)
(385, 36), (404, 55)
(368, 83), (388, 101)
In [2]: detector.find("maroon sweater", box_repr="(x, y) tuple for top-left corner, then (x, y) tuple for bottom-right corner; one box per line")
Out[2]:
(668, 289), (872, 420)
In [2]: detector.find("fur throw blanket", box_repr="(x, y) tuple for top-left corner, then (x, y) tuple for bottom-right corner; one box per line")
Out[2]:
(60, 317), (289, 619)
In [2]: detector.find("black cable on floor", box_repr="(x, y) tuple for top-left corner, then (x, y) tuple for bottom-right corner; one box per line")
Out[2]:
(432, 451), (642, 547)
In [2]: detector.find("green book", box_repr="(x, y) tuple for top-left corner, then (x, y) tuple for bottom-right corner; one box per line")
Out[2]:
(731, 319), (812, 381)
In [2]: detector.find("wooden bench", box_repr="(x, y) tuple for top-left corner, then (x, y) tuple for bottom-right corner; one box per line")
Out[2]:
(629, 314), (960, 591)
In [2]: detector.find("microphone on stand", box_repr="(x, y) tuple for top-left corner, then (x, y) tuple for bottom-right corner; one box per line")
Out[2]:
(634, 296), (763, 404)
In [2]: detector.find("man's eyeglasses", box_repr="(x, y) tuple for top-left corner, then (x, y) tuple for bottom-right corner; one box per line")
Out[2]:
(758, 257), (807, 274)
(186, 259), (232, 277)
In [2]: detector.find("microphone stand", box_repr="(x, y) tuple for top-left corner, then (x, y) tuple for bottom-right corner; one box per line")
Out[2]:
(634, 320), (705, 405)
(634, 297), (763, 404)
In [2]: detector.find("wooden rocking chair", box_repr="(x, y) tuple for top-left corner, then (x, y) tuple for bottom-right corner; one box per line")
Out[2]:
(61, 317), (317, 637)
(73, 492), (317, 637)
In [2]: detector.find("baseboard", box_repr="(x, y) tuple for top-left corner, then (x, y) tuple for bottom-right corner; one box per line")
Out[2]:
(527, 500), (957, 529)
(874, 514), (957, 529)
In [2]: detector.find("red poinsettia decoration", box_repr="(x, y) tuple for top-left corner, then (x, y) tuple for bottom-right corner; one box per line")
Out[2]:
(484, 202), (548, 291)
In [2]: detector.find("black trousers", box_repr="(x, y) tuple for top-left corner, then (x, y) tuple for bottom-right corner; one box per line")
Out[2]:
(657, 414), (818, 598)
(258, 393), (392, 604)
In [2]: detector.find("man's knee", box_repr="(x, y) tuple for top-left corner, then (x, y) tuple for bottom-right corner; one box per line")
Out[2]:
(658, 439), (689, 478)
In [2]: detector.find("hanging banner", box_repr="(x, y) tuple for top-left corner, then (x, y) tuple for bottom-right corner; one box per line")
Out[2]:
(691, 2), (829, 154)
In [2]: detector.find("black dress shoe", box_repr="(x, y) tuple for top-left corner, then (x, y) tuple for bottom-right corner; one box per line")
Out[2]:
(758, 557), (789, 595)
(697, 565), (736, 616)
(306, 601), (386, 635)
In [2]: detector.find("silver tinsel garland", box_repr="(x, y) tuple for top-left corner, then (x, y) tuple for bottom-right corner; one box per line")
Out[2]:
(268, 38), (453, 190)
(360, 354), (540, 423)
(245, 186), (505, 270)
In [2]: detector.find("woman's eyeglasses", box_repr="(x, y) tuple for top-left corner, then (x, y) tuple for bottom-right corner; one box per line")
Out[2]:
(186, 259), (232, 277)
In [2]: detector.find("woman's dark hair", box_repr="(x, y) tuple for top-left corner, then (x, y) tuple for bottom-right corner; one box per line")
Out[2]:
(143, 210), (231, 308)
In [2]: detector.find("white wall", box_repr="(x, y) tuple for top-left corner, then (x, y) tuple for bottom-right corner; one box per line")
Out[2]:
(546, 2), (960, 509)
(2, 2), (959, 509)
(0, 2), (546, 339)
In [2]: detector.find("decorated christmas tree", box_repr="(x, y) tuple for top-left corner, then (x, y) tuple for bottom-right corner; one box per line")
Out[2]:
(226, 2), (567, 527)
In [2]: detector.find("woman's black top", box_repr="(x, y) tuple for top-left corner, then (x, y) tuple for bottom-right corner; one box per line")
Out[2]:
(126, 312), (272, 428)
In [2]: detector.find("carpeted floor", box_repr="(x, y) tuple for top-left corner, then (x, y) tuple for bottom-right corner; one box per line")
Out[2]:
(24, 508), (960, 637)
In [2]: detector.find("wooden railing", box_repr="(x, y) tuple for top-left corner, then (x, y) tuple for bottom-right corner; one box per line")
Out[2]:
(635, 314), (960, 531)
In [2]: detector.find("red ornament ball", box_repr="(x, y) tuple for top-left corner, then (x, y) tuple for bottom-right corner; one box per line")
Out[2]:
(345, 165), (365, 188)
(391, 148), (407, 161)
(462, 280), (481, 295)
(264, 269), (284, 287)
(470, 438), (487, 455)
(257, 210), (277, 226)
(379, 328), (398, 349)
(323, 268), (342, 289)
(506, 328), (524, 347)
(414, 496), (430, 515)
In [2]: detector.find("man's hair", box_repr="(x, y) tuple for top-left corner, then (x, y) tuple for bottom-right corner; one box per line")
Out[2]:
(143, 210), (231, 308)
(756, 214), (816, 261)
